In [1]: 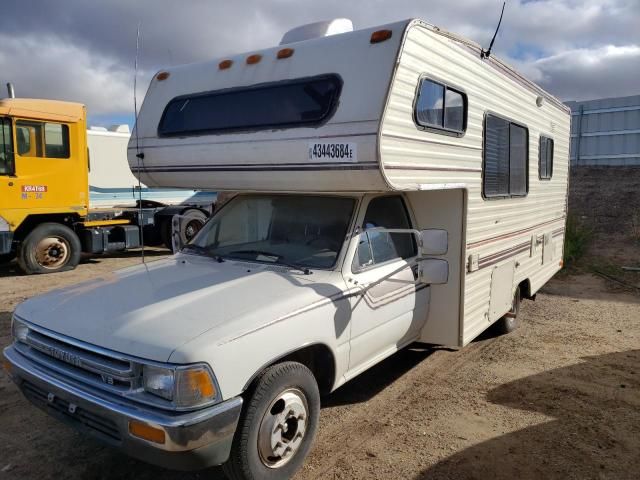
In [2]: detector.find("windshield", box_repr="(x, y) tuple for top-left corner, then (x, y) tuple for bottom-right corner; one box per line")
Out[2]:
(188, 195), (356, 269)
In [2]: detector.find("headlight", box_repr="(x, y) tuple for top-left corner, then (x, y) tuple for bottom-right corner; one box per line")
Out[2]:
(142, 363), (218, 408)
(11, 317), (29, 343)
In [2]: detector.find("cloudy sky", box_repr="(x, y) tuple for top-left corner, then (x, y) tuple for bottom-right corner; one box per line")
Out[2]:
(2, 0), (638, 127)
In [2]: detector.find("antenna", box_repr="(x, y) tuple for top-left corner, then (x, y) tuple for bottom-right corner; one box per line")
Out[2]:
(481, 1), (506, 59)
(133, 22), (146, 264)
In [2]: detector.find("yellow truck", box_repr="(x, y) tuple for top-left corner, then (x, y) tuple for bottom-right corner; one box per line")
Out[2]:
(0, 95), (213, 274)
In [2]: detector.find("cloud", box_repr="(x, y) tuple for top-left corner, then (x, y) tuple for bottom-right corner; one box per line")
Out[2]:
(0, 0), (637, 121)
(517, 45), (640, 101)
(0, 32), (151, 116)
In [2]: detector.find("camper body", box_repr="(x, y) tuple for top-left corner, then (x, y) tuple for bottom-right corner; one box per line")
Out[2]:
(0, 101), (216, 274)
(4, 18), (570, 480)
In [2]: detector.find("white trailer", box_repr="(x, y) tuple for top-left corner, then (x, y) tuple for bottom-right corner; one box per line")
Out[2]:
(87, 126), (216, 210)
(5, 18), (569, 480)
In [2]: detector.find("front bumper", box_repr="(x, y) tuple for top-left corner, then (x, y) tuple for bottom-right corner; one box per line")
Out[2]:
(3, 344), (242, 471)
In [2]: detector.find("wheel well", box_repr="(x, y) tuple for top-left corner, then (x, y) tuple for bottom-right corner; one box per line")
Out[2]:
(249, 344), (336, 396)
(519, 279), (533, 300)
(13, 214), (81, 242)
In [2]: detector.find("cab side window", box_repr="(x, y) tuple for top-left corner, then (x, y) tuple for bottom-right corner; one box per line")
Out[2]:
(0, 118), (15, 175)
(353, 196), (417, 271)
(15, 120), (70, 159)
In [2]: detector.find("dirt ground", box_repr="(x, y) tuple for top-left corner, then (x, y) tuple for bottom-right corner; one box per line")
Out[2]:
(0, 252), (639, 480)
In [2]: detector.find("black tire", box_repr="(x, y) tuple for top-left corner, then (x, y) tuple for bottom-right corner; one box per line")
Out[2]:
(223, 362), (320, 480)
(162, 210), (207, 252)
(495, 285), (521, 335)
(17, 223), (81, 274)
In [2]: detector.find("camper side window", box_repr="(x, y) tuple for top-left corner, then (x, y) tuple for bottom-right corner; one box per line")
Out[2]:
(414, 78), (466, 135)
(483, 114), (529, 198)
(539, 136), (554, 180)
(353, 196), (417, 271)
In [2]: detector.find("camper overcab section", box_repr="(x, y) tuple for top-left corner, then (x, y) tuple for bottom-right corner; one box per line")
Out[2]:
(4, 18), (570, 480)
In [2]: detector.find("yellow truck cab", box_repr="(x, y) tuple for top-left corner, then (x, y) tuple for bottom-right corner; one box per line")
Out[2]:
(0, 96), (212, 274)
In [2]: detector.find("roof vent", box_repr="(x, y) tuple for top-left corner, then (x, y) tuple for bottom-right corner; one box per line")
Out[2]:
(280, 18), (353, 45)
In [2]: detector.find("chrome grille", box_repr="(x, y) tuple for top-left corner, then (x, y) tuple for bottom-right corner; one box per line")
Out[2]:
(15, 326), (139, 395)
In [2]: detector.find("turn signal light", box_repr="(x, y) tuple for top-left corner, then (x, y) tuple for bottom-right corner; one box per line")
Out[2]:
(156, 71), (170, 81)
(180, 369), (216, 398)
(370, 29), (392, 44)
(277, 48), (294, 59)
(559, 260), (564, 268)
(246, 54), (262, 65)
(129, 421), (166, 444)
(219, 59), (233, 70)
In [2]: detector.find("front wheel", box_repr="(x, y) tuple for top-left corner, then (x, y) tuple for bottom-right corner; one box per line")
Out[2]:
(222, 362), (320, 480)
(17, 223), (81, 274)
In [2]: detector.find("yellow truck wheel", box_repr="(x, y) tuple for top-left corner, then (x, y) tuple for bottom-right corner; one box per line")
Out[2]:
(17, 223), (82, 275)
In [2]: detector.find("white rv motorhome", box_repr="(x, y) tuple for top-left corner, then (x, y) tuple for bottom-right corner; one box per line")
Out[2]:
(4, 18), (569, 480)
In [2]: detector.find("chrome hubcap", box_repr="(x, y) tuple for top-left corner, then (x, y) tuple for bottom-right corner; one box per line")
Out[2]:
(35, 236), (70, 269)
(257, 388), (308, 468)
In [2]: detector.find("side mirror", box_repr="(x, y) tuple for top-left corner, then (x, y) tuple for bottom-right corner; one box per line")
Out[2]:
(419, 258), (449, 285)
(420, 229), (448, 256)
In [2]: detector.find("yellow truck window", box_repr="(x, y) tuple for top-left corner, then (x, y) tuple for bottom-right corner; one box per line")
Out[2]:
(15, 120), (70, 159)
(0, 118), (14, 175)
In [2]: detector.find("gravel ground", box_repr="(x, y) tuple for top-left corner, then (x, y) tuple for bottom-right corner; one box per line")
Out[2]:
(0, 253), (639, 480)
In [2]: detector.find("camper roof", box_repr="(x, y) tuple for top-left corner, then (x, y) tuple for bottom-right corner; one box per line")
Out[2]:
(129, 18), (568, 193)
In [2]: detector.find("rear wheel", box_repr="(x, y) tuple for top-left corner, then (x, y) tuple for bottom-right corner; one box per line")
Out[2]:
(162, 209), (207, 251)
(222, 362), (320, 480)
(495, 285), (521, 334)
(17, 223), (81, 274)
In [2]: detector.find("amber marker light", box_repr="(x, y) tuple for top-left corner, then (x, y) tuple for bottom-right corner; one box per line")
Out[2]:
(219, 59), (233, 70)
(277, 48), (294, 59)
(182, 369), (216, 398)
(156, 71), (170, 81)
(129, 421), (166, 444)
(246, 54), (262, 65)
(370, 29), (393, 44)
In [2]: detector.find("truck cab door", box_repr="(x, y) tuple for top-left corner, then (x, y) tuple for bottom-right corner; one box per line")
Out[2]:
(343, 195), (429, 377)
(11, 119), (87, 214)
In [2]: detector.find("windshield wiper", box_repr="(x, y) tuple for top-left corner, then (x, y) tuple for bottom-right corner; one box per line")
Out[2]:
(226, 249), (311, 275)
(181, 244), (225, 262)
(226, 249), (282, 260)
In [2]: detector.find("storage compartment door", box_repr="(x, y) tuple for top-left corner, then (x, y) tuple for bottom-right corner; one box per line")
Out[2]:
(489, 261), (515, 321)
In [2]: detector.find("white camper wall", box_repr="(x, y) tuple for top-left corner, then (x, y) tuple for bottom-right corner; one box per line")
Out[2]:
(406, 188), (465, 346)
(380, 22), (570, 345)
